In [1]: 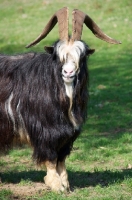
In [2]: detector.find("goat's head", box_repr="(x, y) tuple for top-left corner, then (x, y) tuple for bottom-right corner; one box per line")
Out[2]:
(55, 40), (94, 84)
(26, 7), (121, 84)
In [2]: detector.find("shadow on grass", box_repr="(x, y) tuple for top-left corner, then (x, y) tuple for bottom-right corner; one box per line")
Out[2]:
(0, 170), (46, 184)
(0, 168), (132, 189)
(69, 168), (132, 189)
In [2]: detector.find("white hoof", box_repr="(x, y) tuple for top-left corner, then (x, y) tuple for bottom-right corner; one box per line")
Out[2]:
(44, 173), (65, 192)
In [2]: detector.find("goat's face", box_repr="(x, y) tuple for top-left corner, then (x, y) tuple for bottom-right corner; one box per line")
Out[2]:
(45, 40), (94, 85)
(56, 41), (87, 84)
(62, 54), (77, 84)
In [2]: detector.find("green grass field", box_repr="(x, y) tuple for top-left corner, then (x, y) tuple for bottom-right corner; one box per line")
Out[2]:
(0, 0), (132, 199)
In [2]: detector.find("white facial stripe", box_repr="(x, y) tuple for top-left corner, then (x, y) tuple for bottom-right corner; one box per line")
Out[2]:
(57, 41), (85, 84)
(57, 41), (85, 69)
(62, 59), (76, 83)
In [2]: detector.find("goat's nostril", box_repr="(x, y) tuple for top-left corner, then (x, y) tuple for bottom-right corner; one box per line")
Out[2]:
(63, 70), (74, 75)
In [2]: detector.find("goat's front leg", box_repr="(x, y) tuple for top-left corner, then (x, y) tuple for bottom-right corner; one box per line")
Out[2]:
(44, 159), (64, 192)
(57, 158), (70, 191)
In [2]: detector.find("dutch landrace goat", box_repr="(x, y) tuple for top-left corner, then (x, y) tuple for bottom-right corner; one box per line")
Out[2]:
(0, 7), (121, 192)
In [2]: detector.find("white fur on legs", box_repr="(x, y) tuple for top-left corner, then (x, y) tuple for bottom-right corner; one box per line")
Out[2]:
(57, 159), (70, 191)
(44, 160), (64, 192)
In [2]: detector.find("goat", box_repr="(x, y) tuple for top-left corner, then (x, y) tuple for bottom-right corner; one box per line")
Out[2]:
(0, 7), (121, 192)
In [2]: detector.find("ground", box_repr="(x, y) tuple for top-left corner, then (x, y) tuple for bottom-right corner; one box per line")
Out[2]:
(0, 182), (48, 198)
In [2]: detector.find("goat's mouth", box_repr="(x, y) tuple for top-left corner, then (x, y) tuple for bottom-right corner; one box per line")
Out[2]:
(62, 74), (76, 83)
(62, 74), (75, 79)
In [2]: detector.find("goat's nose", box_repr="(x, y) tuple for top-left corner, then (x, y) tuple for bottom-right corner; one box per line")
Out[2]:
(64, 70), (73, 75)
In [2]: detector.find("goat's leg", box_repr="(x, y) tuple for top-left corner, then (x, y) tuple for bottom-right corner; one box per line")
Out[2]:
(57, 158), (70, 191)
(44, 159), (64, 192)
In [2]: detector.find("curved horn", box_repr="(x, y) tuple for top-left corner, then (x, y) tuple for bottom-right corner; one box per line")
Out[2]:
(71, 9), (121, 44)
(26, 7), (69, 48)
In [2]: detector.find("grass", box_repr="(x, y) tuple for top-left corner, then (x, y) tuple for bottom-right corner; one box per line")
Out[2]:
(0, 0), (132, 199)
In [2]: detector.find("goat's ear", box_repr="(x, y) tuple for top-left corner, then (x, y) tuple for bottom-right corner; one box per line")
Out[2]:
(86, 49), (95, 56)
(44, 46), (54, 54)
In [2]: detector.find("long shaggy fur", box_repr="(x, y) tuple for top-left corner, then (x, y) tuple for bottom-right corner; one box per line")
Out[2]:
(0, 41), (89, 164)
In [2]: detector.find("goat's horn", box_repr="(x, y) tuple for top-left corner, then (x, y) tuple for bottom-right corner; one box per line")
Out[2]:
(26, 7), (69, 48)
(71, 9), (121, 44)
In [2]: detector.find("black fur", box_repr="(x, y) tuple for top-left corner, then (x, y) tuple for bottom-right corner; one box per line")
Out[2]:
(0, 41), (89, 163)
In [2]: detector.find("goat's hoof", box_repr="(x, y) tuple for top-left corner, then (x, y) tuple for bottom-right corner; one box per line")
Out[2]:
(61, 179), (70, 192)
(44, 174), (65, 192)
